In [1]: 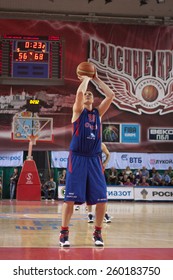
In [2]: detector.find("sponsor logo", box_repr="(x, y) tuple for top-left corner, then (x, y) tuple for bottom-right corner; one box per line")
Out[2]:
(107, 190), (132, 197)
(148, 127), (173, 141)
(102, 123), (140, 144)
(61, 187), (65, 197)
(121, 154), (128, 161)
(102, 123), (120, 143)
(150, 159), (173, 165)
(121, 124), (140, 144)
(29, 99), (40, 105)
(121, 154), (142, 164)
(59, 157), (68, 162)
(87, 132), (96, 140)
(0, 156), (21, 161)
(25, 173), (33, 184)
(141, 189), (148, 199)
(54, 157), (68, 162)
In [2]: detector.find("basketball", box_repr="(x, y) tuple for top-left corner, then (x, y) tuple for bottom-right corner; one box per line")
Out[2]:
(141, 85), (158, 102)
(76, 61), (96, 78)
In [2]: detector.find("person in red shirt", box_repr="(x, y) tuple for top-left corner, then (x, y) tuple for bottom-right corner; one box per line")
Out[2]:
(140, 176), (150, 186)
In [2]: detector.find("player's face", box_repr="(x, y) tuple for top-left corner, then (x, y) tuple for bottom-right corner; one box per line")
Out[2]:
(84, 91), (94, 104)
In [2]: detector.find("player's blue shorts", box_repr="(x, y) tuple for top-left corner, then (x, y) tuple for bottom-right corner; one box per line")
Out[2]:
(64, 151), (107, 205)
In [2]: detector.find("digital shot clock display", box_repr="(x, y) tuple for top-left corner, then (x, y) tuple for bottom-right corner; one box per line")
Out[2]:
(13, 41), (48, 62)
(0, 35), (64, 85)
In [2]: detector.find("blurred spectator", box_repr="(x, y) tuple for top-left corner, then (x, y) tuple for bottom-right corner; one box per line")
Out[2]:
(123, 178), (133, 186)
(149, 167), (157, 179)
(124, 174), (129, 184)
(108, 167), (118, 185)
(167, 166), (173, 179)
(150, 171), (162, 186)
(117, 171), (124, 185)
(161, 171), (171, 185)
(10, 167), (19, 200)
(58, 169), (66, 185)
(0, 176), (2, 199)
(128, 172), (136, 184)
(134, 169), (143, 185)
(43, 177), (56, 201)
(140, 176), (150, 186)
(141, 166), (149, 180)
(124, 166), (132, 176)
(168, 177), (173, 186)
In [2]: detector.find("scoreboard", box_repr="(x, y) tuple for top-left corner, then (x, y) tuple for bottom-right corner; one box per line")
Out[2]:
(0, 35), (64, 85)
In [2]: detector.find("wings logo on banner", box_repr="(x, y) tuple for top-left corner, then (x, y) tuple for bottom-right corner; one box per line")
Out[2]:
(89, 38), (173, 115)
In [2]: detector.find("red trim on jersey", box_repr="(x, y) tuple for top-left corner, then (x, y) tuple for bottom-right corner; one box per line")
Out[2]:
(99, 156), (104, 174)
(75, 118), (80, 136)
(68, 151), (73, 173)
(98, 125), (101, 139)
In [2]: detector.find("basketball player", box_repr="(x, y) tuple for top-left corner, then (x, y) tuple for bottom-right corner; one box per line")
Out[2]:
(59, 71), (114, 247)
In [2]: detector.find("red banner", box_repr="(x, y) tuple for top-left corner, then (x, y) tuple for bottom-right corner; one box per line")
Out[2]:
(0, 19), (173, 152)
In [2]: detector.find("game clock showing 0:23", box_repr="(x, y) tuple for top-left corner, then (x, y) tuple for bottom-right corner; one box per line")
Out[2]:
(0, 35), (64, 85)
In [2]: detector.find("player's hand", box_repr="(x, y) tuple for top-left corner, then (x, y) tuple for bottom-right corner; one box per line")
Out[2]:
(77, 75), (92, 81)
(93, 69), (98, 80)
(102, 163), (106, 171)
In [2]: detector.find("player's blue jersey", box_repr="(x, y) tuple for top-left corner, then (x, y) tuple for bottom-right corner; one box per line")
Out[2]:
(70, 108), (101, 155)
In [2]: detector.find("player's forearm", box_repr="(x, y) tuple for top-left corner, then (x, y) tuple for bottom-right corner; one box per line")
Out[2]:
(94, 77), (115, 99)
(76, 76), (91, 96)
(103, 158), (110, 167)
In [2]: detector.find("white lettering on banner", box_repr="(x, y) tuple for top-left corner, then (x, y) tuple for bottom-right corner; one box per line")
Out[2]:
(152, 129), (173, 134)
(25, 173), (33, 184)
(156, 135), (169, 140)
(0, 151), (23, 167)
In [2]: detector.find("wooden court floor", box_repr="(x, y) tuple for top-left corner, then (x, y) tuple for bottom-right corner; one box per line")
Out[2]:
(0, 199), (173, 260)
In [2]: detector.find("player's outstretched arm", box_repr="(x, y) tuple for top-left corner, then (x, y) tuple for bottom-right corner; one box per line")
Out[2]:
(74, 76), (91, 111)
(94, 72), (115, 117)
(72, 76), (91, 122)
